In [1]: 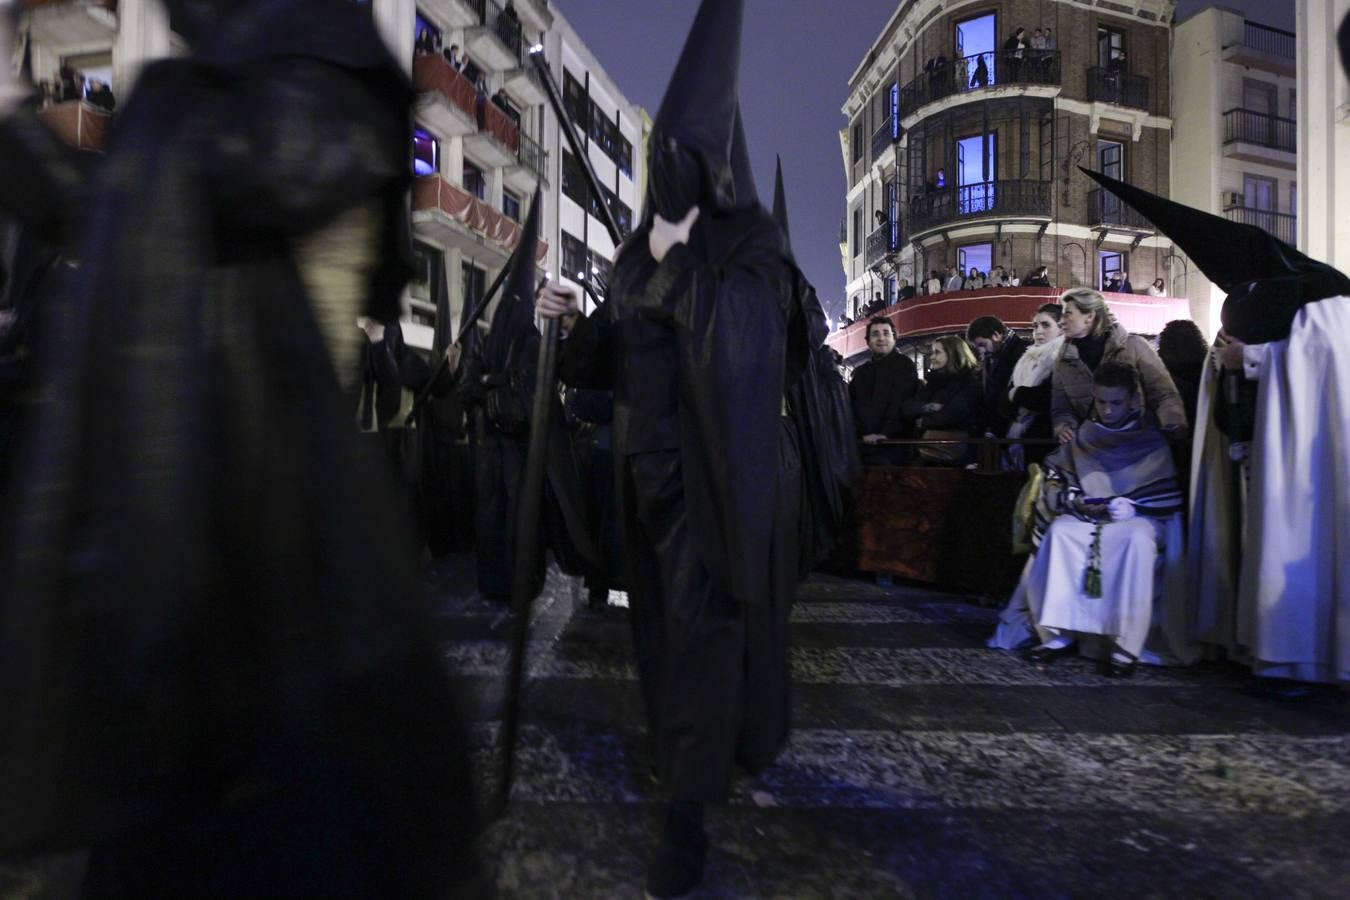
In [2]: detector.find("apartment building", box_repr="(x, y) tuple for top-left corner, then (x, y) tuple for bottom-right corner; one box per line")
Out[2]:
(1172, 6), (1297, 335)
(840, 0), (1179, 348)
(1297, 0), (1350, 278)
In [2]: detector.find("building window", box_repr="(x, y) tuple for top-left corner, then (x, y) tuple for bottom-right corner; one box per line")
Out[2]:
(1290, 181), (1298, 215)
(617, 135), (634, 179)
(561, 149), (588, 208)
(1097, 139), (1123, 179)
(562, 231), (588, 280)
(410, 240), (439, 302)
(851, 207), (862, 257)
(563, 68), (588, 133)
(852, 121), (863, 163)
(413, 127), (438, 177)
(503, 190), (521, 222)
(956, 132), (997, 214)
(462, 261), (486, 330)
(1289, 87), (1297, 120)
(1097, 26), (1126, 67)
(1243, 78), (1277, 116)
(1098, 250), (1125, 289)
(1244, 173), (1277, 211)
(958, 243), (992, 279)
(955, 11), (996, 67)
(463, 159), (485, 200)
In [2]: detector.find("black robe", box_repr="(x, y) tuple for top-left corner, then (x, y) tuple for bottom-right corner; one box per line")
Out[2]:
(0, 3), (480, 892)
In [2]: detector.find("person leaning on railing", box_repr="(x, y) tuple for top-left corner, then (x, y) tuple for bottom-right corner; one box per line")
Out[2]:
(903, 335), (981, 466)
(1050, 287), (1186, 445)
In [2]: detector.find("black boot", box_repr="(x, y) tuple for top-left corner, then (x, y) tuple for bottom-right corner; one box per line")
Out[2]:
(644, 801), (707, 899)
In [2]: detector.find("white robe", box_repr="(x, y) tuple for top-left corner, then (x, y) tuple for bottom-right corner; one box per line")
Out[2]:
(1235, 298), (1350, 683)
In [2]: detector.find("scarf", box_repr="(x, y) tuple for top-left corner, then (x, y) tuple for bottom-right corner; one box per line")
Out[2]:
(1071, 332), (1109, 372)
(1008, 336), (1063, 399)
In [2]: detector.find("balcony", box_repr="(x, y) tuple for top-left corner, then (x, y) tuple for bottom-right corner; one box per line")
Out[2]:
(466, 98), (520, 169)
(412, 54), (478, 139)
(1223, 206), (1297, 245)
(865, 222), (901, 270)
(1223, 108), (1296, 167)
(504, 61), (546, 106)
(1088, 188), (1154, 233)
(871, 113), (897, 159)
(1223, 21), (1296, 77)
(412, 174), (548, 266)
(505, 129), (547, 192)
(22, 0), (117, 45)
(426, 0), (480, 28)
(1086, 67), (1150, 112)
(906, 179), (1052, 236)
(465, 0), (524, 72)
(898, 50), (1061, 120)
(37, 100), (110, 152)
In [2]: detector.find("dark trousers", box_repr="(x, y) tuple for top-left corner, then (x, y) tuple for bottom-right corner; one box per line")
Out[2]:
(619, 421), (799, 801)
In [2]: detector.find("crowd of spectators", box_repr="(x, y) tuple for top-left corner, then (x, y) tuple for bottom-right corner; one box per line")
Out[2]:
(37, 65), (114, 113)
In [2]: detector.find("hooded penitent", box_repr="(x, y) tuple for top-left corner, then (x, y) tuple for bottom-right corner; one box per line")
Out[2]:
(647, 0), (745, 219)
(1081, 167), (1350, 343)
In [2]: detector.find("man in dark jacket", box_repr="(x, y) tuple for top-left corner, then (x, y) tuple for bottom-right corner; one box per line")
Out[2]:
(967, 314), (1028, 436)
(849, 316), (918, 465)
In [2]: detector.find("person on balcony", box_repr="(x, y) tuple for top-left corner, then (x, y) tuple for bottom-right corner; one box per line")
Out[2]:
(86, 80), (115, 113)
(944, 265), (963, 292)
(924, 270), (943, 295)
(962, 266), (982, 290)
(967, 315), (1029, 439)
(443, 43), (464, 71)
(1105, 271), (1135, 294)
(415, 26), (438, 56)
(1022, 362), (1188, 678)
(851, 317), (919, 466)
(1022, 265), (1052, 287)
(1002, 27), (1028, 82)
(904, 335), (981, 466)
(970, 54), (990, 89)
(1147, 277), (1166, 297)
(875, 209), (889, 228)
(1051, 287), (1186, 445)
(898, 278), (916, 301)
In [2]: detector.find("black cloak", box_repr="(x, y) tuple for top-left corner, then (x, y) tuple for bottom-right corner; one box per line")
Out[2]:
(0, 1), (480, 888)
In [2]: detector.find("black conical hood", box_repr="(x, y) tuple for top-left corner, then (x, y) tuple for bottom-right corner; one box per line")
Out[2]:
(484, 187), (543, 370)
(651, 0), (744, 211)
(772, 155), (790, 247)
(1340, 11), (1350, 81)
(1081, 167), (1347, 293)
(729, 107), (758, 207)
(1082, 166), (1350, 342)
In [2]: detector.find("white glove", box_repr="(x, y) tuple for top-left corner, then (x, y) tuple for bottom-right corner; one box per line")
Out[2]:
(1108, 497), (1136, 522)
(1228, 441), (1250, 463)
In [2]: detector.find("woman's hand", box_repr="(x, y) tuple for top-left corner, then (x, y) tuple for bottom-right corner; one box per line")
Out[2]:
(362, 320), (386, 344)
(537, 282), (580, 335)
(649, 206), (700, 263)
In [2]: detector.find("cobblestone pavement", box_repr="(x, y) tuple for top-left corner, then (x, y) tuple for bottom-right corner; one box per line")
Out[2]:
(5, 562), (1348, 899)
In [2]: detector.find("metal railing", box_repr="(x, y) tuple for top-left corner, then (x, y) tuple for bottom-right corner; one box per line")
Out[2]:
(1243, 21), (1296, 59)
(469, 0), (524, 65)
(871, 113), (897, 158)
(865, 221), (900, 268)
(1223, 206), (1297, 244)
(905, 179), (1052, 234)
(1088, 188), (1154, 231)
(1086, 67), (1149, 111)
(1223, 108), (1296, 152)
(516, 129), (547, 179)
(898, 49), (1061, 119)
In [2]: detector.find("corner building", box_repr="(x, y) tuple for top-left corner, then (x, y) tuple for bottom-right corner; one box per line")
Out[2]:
(841, 0), (1178, 336)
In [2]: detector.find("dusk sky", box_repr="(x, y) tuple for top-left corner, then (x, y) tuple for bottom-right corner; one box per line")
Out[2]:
(561, 0), (1297, 317)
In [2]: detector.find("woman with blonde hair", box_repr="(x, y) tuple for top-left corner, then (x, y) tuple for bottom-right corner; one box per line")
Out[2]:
(903, 335), (982, 464)
(1051, 287), (1186, 443)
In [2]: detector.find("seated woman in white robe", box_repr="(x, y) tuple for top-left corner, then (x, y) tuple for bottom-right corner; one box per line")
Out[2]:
(1023, 363), (1185, 678)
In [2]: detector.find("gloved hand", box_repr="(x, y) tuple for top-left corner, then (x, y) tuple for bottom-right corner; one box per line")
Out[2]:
(1108, 497), (1136, 521)
(1228, 441), (1250, 463)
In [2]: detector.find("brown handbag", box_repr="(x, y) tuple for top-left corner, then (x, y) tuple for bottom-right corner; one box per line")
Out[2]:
(917, 428), (968, 463)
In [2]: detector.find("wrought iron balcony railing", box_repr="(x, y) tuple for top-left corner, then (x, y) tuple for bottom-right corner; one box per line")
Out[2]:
(1223, 108), (1296, 153)
(871, 113), (897, 159)
(516, 129), (547, 179)
(1086, 67), (1150, 111)
(1223, 205), (1296, 245)
(865, 221), (901, 268)
(1088, 188), (1154, 231)
(897, 49), (1061, 119)
(905, 179), (1051, 235)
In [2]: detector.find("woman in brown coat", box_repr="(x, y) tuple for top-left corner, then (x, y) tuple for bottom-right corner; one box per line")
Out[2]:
(1051, 287), (1187, 443)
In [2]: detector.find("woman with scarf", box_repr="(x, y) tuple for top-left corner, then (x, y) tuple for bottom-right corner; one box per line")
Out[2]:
(1001, 303), (1063, 470)
(904, 335), (981, 465)
(1051, 287), (1186, 443)
(1023, 363), (1187, 677)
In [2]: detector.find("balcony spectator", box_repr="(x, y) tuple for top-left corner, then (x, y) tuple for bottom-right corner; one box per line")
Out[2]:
(503, 0), (521, 24)
(1146, 277), (1166, 297)
(962, 267), (982, 290)
(1044, 28), (1056, 51)
(87, 80), (115, 113)
(58, 65), (81, 103)
(415, 27), (438, 56)
(1022, 265), (1051, 287)
(936, 167), (946, 188)
(1030, 28), (1049, 77)
(944, 266), (964, 292)
(970, 54), (990, 89)
(874, 209), (889, 228)
(924, 270), (943, 295)
(444, 43), (464, 72)
(850, 317), (919, 466)
(1003, 28), (1028, 81)
(1002, 303), (1064, 470)
(967, 314), (1029, 438)
(1105, 272), (1135, 294)
(898, 278), (916, 301)
(1108, 50), (1128, 75)
(1051, 287), (1186, 444)
(904, 335), (981, 465)
(1009, 268), (1021, 286)
(1022, 362), (1186, 678)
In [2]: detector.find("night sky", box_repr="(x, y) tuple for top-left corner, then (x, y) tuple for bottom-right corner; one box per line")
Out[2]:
(560, 0), (1297, 318)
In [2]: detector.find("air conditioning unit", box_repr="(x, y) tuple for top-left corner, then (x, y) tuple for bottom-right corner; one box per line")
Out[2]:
(1222, 191), (1244, 209)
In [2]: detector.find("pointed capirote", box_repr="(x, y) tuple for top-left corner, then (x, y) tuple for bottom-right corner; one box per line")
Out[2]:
(729, 106), (759, 208)
(1080, 166), (1348, 294)
(650, 0), (745, 209)
(484, 185), (544, 367)
(772, 154), (790, 247)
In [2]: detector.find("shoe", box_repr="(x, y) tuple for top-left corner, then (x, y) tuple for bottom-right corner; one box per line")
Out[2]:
(1103, 650), (1137, 679)
(644, 803), (707, 899)
(1026, 642), (1076, 667)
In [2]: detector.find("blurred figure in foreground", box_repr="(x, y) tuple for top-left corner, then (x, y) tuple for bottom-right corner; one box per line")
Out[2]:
(0, 2), (483, 895)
